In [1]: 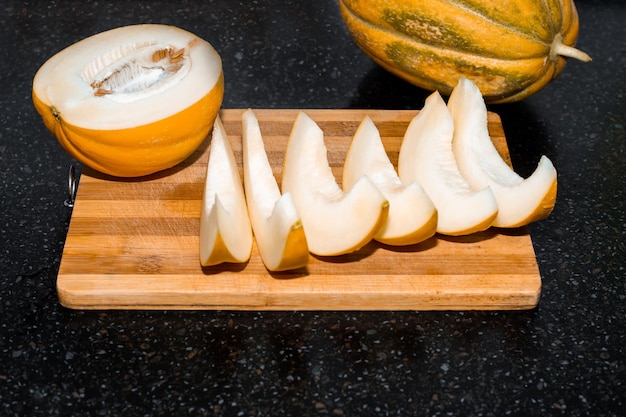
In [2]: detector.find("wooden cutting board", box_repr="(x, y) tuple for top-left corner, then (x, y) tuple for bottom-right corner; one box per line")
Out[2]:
(57, 109), (541, 310)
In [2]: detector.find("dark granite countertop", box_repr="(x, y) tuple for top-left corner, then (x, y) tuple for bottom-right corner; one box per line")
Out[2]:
(1, 1), (624, 416)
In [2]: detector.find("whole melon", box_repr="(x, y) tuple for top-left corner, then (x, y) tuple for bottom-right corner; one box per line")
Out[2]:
(339, 0), (591, 103)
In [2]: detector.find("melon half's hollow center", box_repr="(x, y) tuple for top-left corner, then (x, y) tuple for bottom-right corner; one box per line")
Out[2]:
(83, 42), (191, 103)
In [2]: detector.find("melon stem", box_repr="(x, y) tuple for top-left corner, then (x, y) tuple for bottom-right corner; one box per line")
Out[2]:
(551, 34), (592, 62)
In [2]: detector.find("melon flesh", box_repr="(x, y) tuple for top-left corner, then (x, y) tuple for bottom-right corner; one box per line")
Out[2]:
(398, 91), (498, 235)
(343, 116), (437, 245)
(448, 78), (557, 228)
(281, 112), (389, 256)
(200, 117), (253, 266)
(33, 24), (222, 130)
(241, 109), (309, 271)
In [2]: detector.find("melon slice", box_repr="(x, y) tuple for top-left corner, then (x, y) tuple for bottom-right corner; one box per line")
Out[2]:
(398, 91), (498, 236)
(448, 78), (557, 228)
(199, 117), (252, 266)
(281, 112), (389, 256)
(343, 116), (437, 245)
(32, 24), (223, 177)
(241, 109), (309, 271)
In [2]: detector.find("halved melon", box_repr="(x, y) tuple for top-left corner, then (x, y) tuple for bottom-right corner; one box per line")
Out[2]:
(32, 24), (223, 177)
(343, 116), (437, 245)
(448, 78), (557, 228)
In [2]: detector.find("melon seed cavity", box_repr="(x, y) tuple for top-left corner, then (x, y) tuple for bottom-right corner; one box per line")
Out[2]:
(81, 42), (191, 103)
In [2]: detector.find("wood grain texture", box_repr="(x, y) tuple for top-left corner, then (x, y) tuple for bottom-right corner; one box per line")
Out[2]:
(57, 109), (541, 310)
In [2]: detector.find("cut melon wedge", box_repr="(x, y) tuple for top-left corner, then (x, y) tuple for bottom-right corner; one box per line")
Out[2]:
(281, 112), (389, 256)
(448, 78), (557, 228)
(398, 91), (498, 236)
(199, 117), (252, 266)
(241, 109), (309, 271)
(343, 116), (437, 245)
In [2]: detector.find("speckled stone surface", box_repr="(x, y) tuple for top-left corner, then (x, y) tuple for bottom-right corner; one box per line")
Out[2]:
(1, 1), (624, 416)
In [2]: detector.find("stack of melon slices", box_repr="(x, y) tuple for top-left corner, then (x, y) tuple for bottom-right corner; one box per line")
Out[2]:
(200, 78), (557, 271)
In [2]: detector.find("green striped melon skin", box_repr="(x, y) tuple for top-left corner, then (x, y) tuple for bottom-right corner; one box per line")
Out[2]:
(339, 0), (588, 103)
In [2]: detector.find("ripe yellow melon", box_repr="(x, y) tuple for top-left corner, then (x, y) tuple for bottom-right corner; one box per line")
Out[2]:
(339, 0), (591, 103)
(32, 24), (223, 177)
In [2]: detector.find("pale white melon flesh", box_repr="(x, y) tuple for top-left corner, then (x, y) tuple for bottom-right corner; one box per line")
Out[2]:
(199, 117), (253, 266)
(281, 112), (389, 256)
(398, 91), (498, 236)
(241, 109), (309, 271)
(343, 116), (437, 245)
(448, 78), (557, 228)
(32, 24), (222, 130)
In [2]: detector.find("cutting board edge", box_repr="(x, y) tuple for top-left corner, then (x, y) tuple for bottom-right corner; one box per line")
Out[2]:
(56, 272), (542, 311)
